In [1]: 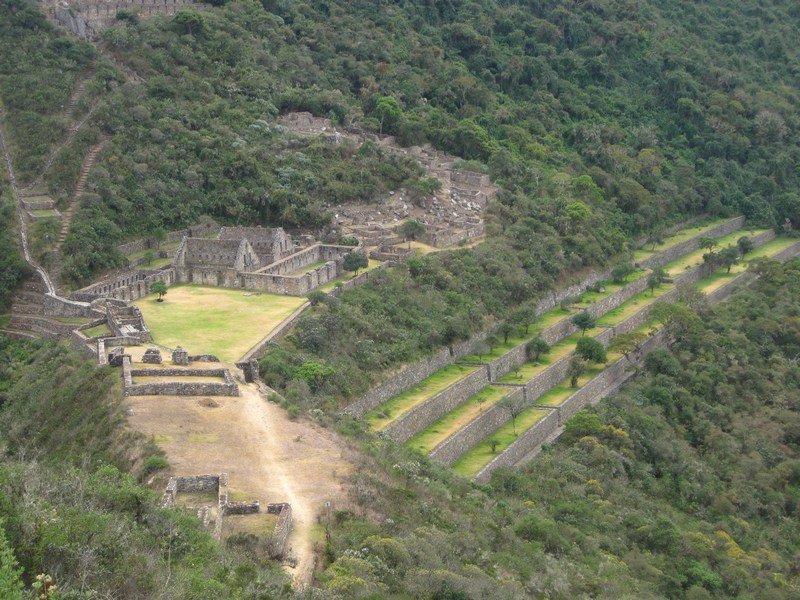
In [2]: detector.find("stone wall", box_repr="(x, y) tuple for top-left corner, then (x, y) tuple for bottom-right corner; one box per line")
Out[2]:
(429, 387), (529, 465)
(382, 366), (491, 443)
(72, 268), (175, 302)
(345, 346), (454, 418)
(42, 293), (97, 318)
(638, 216), (746, 270)
(123, 364), (239, 397)
(267, 502), (293, 558)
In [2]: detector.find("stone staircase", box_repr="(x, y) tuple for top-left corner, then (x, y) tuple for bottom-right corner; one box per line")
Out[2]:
(56, 138), (105, 250)
(3, 280), (63, 339)
(64, 68), (94, 119)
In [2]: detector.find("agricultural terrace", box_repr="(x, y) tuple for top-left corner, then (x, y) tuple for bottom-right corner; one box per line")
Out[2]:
(452, 234), (796, 478)
(632, 217), (729, 262)
(135, 285), (306, 362)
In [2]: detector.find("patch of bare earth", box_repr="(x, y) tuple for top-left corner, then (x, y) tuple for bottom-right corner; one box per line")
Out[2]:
(125, 372), (356, 587)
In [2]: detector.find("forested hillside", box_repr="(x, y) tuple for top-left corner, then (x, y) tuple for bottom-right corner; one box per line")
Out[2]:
(1, 0), (800, 597)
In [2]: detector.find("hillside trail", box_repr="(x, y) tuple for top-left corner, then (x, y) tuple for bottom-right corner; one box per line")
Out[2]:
(126, 372), (356, 588)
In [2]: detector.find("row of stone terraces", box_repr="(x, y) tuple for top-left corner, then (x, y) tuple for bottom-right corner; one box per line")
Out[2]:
(356, 217), (780, 482)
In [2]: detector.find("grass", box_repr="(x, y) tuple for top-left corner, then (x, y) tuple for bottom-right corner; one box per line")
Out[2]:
(451, 407), (552, 477)
(408, 385), (513, 454)
(134, 285), (306, 362)
(81, 323), (112, 338)
(318, 259), (384, 291)
(134, 257), (174, 270)
(30, 209), (59, 217)
(696, 236), (798, 295)
(662, 229), (765, 277)
(633, 217), (728, 262)
(366, 364), (479, 430)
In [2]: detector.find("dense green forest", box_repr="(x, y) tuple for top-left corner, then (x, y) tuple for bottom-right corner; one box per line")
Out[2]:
(2, 0), (799, 287)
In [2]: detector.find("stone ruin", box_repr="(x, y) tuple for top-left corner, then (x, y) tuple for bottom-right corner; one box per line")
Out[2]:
(43, 0), (208, 40)
(236, 358), (260, 383)
(141, 348), (162, 364)
(277, 111), (496, 249)
(162, 473), (292, 556)
(172, 347), (189, 366)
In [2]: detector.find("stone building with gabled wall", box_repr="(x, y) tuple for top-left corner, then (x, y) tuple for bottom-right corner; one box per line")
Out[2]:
(173, 237), (261, 287)
(219, 226), (294, 265)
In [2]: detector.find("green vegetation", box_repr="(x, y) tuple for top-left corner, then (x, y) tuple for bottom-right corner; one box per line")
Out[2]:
(0, 190), (29, 312)
(320, 261), (800, 597)
(0, 336), (290, 598)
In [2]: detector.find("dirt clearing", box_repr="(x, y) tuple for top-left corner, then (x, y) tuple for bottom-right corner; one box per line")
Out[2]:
(126, 374), (356, 587)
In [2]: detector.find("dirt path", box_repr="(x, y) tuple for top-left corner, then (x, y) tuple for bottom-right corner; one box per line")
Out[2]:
(126, 373), (355, 587)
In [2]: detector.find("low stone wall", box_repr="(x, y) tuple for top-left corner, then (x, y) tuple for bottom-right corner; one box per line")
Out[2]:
(188, 354), (220, 363)
(382, 366), (491, 443)
(42, 293), (97, 318)
(267, 502), (293, 558)
(429, 387), (528, 465)
(223, 501), (260, 516)
(638, 216), (745, 270)
(124, 366), (239, 397)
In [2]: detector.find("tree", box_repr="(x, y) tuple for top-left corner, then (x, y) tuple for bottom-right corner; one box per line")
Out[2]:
(575, 337), (606, 363)
(611, 263), (636, 284)
(172, 9), (206, 35)
(500, 394), (527, 435)
(486, 335), (500, 354)
(489, 439), (500, 453)
(609, 331), (646, 363)
(151, 227), (167, 250)
(374, 96), (403, 135)
(399, 220), (426, 249)
(698, 237), (717, 251)
(498, 322), (514, 344)
(571, 312), (596, 335)
(647, 267), (666, 295)
(510, 304), (537, 334)
(737, 236), (754, 255)
(143, 249), (154, 266)
(343, 252), (368, 276)
(307, 291), (327, 306)
(719, 246), (739, 273)
(567, 356), (587, 387)
(526, 337), (549, 362)
(151, 280), (168, 302)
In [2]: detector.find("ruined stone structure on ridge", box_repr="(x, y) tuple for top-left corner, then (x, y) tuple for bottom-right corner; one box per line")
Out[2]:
(277, 112), (496, 249)
(219, 226), (295, 266)
(43, 0), (207, 40)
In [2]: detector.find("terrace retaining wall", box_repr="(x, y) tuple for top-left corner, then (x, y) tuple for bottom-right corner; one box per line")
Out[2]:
(381, 366), (491, 443)
(429, 387), (529, 465)
(472, 236), (799, 483)
(638, 216), (746, 270)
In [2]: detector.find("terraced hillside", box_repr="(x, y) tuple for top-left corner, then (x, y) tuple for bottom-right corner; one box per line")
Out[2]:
(360, 219), (796, 482)
(462, 235), (800, 482)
